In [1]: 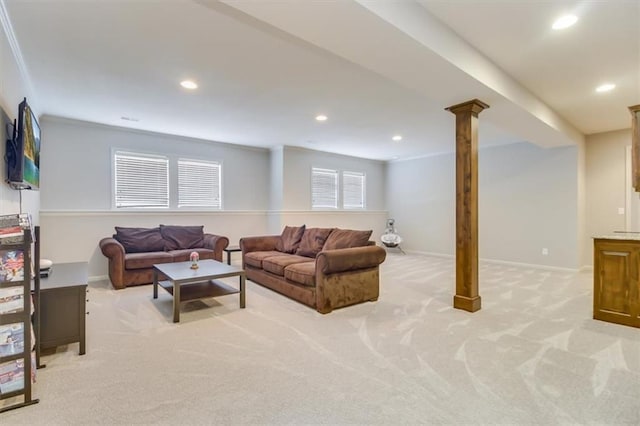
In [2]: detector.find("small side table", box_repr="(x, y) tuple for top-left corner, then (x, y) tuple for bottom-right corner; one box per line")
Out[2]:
(223, 246), (242, 265)
(36, 262), (89, 356)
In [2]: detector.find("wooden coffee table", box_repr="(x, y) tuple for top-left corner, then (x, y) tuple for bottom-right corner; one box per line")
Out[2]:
(152, 259), (245, 323)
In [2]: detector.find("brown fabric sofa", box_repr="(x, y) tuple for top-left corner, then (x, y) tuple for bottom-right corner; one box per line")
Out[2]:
(99, 225), (229, 290)
(240, 226), (386, 314)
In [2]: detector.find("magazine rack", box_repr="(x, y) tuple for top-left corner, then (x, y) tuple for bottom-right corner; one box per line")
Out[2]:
(0, 228), (39, 412)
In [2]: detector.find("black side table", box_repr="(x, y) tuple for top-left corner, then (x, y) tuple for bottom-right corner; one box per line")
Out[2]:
(223, 246), (241, 265)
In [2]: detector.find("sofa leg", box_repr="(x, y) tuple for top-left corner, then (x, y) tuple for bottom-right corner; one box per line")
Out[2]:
(369, 297), (378, 302)
(316, 306), (332, 314)
(111, 281), (125, 290)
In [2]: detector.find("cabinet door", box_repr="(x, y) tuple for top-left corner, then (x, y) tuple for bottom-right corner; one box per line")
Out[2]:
(594, 241), (640, 328)
(40, 286), (84, 348)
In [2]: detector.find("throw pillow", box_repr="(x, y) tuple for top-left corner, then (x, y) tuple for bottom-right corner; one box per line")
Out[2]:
(295, 228), (333, 258)
(160, 225), (205, 250)
(322, 228), (373, 251)
(114, 227), (166, 253)
(276, 225), (306, 254)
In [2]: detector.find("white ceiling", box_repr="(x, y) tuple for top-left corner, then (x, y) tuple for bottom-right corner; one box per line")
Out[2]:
(3, 0), (638, 161)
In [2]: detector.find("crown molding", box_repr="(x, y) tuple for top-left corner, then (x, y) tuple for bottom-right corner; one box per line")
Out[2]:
(0, 0), (37, 107)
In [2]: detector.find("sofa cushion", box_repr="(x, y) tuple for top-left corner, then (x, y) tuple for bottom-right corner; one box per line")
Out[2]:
(322, 229), (373, 251)
(284, 262), (316, 287)
(296, 228), (334, 258)
(114, 227), (166, 253)
(275, 225), (306, 254)
(124, 251), (173, 270)
(262, 255), (311, 276)
(170, 248), (215, 262)
(244, 251), (282, 268)
(160, 225), (204, 250)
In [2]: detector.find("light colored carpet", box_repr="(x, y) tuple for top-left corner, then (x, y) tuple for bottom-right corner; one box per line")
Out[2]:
(2, 253), (639, 425)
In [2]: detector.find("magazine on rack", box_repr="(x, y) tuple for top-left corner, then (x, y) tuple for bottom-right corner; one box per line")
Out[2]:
(0, 214), (22, 245)
(0, 286), (24, 314)
(0, 352), (36, 393)
(0, 358), (25, 394)
(0, 322), (25, 356)
(0, 213), (32, 245)
(0, 249), (24, 283)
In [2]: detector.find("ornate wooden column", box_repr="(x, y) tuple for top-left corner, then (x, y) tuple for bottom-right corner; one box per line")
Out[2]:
(630, 105), (640, 192)
(445, 99), (489, 312)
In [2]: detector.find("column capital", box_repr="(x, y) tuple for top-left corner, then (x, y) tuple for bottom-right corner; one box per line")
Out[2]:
(445, 99), (490, 116)
(629, 104), (640, 114)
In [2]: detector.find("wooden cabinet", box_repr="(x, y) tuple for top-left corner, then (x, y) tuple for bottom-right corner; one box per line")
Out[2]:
(593, 237), (640, 328)
(38, 262), (88, 355)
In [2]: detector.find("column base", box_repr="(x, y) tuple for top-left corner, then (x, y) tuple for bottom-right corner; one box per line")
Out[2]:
(453, 294), (481, 312)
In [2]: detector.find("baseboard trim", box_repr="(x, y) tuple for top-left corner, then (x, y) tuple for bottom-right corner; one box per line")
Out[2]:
(403, 249), (454, 259)
(479, 257), (579, 273)
(397, 250), (579, 272)
(89, 275), (108, 283)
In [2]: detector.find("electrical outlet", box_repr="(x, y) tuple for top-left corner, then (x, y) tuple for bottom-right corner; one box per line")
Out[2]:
(618, 207), (625, 215)
(542, 248), (549, 256)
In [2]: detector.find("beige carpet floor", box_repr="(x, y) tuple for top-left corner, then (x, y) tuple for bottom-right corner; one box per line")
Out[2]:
(2, 253), (639, 425)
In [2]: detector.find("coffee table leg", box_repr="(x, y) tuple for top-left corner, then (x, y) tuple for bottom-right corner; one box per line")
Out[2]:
(153, 269), (158, 299)
(173, 281), (180, 323)
(240, 274), (245, 308)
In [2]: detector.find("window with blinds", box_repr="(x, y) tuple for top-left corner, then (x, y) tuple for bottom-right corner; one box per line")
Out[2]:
(311, 168), (338, 209)
(343, 171), (365, 209)
(114, 151), (169, 208)
(178, 159), (222, 208)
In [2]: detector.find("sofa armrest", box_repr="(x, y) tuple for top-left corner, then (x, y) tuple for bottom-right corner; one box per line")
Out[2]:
(203, 234), (229, 262)
(99, 237), (125, 260)
(316, 245), (386, 275)
(99, 237), (126, 289)
(240, 235), (281, 253)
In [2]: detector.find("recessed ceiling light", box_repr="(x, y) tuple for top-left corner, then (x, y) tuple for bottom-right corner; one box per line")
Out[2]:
(552, 14), (578, 30)
(315, 115), (328, 122)
(180, 80), (198, 90)
(392, 135), (403, 142)
(595, 83), (616, 93)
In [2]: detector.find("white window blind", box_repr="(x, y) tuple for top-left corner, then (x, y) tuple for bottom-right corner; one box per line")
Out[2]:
(312, 168), (338, 209)
(114, 152), (169, 208)
(343, 171), (365, 209)
(178, 159), (222, 208)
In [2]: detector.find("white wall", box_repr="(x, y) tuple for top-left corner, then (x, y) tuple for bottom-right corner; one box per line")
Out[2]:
(478, 142), (578, 268)
(386, 151), (456, 256)
(387, 142), (581, 269)
(576, 139), (587, 268)
(40, 117), (270, 211)
(39, 117), (272, 277)
(269, 146), (283, 211)
(275, 145), (388, 236)
(282, 146), (386, 210)
(268, 146), (283, 233)
(584, 129), (631, 266)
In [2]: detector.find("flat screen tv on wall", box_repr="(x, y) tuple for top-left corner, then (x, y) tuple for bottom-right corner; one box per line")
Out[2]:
(6, 98), (40, 190)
